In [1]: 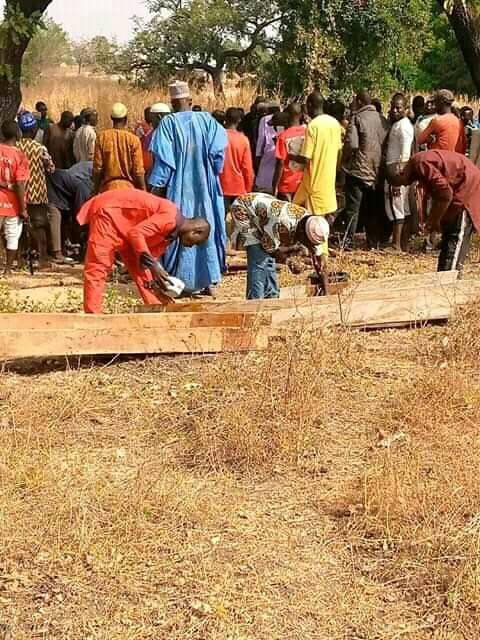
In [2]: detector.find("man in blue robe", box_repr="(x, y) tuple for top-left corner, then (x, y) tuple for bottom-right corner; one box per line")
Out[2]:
(149, 81), (228, 294)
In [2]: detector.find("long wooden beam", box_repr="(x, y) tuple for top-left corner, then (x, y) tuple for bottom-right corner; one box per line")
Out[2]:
(0, 312), (273, 360)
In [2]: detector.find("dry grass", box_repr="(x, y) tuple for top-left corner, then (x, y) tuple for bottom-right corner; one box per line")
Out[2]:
(22, 76), (259, 128)
(1, 246), (480, 638)
(2, 77), (480, 637)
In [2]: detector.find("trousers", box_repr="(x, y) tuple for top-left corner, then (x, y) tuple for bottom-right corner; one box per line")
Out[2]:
(246, 243), (279, 300)
(83, 214), (161, 313)
(438, 210), (474, 274)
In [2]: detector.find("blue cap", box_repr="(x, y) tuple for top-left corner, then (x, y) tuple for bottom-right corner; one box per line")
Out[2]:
(18, 112), (37, 132)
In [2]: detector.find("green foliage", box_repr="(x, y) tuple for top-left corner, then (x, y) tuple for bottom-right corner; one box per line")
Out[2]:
(22, 19), (72, 84)
(122, 0), (279, 91)
(0, 3), (44, 47)
(415, 4), (475, 94)
(268, 0), (434, 97)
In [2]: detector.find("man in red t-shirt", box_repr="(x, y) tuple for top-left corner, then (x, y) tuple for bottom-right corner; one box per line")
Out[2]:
(417, 89), (467, 154)
(77, 189), (210, 313)
(220, 108), (254, 213)
(273, 103), (306, 201)
(0, 120), (29, 273)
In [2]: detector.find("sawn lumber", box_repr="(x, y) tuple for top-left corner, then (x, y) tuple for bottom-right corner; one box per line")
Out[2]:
(0, 312), (273, 360)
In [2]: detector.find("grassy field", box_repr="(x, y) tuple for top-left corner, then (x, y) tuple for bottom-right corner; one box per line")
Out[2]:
(1, 242), (480, 638)
(22, 76), (258, 128)
(1, 76), (480, 638)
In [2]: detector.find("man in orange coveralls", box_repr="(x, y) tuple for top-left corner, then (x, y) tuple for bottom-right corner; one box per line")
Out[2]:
(77, 189), (210, 313)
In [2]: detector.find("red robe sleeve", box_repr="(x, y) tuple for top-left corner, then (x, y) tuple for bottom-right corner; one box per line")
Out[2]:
(126, 202), (177, 256)
(413, 156), (453, 204)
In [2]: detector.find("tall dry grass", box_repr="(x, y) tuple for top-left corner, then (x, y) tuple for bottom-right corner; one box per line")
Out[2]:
(22, 76), (259, 128)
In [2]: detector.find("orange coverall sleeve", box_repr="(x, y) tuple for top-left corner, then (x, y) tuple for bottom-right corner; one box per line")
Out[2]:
(126, 210), (177, 256)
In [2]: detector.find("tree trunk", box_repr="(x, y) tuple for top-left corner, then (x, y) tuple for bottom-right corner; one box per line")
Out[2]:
(211, 68), (226, 98)
(438, 0), (480, 93)
(0, 0), (53, 121)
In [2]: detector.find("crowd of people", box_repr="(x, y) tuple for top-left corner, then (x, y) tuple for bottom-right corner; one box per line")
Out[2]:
(1, 82), (480, 312)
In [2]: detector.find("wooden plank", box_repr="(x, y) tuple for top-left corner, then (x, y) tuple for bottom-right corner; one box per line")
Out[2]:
(279, 281), (350, 299)
(346, 270), (458, 294)
(0, 312), (271, 331)
(0, 326), (272, 359)
(137, 280), (480, 329)
(270, 281), (480, 328)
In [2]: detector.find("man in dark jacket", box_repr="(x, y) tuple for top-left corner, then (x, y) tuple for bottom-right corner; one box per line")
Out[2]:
(340, 90), (389, 249)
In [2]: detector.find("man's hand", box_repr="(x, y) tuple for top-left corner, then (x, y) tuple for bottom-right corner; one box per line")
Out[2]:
(140, 252), (171, 291)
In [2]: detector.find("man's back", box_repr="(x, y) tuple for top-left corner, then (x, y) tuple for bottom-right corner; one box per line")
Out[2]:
(344, 105), (388, 185)
(17, 138), (49, 205)
(74, 125), (96, 162)
(295, 114), (342, 214)
(412, 150), (480, 230)
(422, 113), (466, 153)
(220, 129), (253, 196)
(0, 144), (29, 214)
(45, 123), (74, 170)
(94, 128), (144, 191)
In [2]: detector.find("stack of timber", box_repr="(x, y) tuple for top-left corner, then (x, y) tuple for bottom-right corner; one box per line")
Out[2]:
(0, 311), (272, 360)
(139, 270), (480, 330)
(2, 271), (479, 361)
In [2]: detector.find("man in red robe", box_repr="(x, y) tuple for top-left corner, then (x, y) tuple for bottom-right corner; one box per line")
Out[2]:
(77, 190), (210, 313)
(388, 150), (480, 273)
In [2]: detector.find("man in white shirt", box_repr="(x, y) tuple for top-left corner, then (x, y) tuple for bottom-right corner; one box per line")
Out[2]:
(73, 108), (98, 162)
(385, 94), (414, 251)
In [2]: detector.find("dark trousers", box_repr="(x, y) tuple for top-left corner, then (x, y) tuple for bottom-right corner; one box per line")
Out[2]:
(438, 210), (474, 274)
(342, 174), (383, 248)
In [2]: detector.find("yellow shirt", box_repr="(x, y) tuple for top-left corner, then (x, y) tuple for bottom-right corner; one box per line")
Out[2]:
(294, 114), (342, 215)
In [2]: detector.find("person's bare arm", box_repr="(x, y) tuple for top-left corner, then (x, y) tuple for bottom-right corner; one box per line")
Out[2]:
(13, 182), (28, 219)
(312, 253), (329, 295)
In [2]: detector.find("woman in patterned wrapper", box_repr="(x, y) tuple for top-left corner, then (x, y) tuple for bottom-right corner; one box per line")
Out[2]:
(230, 193), (331, 300)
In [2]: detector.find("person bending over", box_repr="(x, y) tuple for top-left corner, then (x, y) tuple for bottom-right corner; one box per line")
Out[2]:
(230, 193), (330, 299)
(387, 149), (480, 274)
(77, 189), (210, 313)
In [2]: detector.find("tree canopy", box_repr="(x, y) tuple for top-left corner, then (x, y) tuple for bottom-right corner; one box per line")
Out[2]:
(124, 0), (280, 94)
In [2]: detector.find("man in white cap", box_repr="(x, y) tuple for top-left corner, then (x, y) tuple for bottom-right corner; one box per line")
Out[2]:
(93, 103), (146, 194)
(149, 80), (228, 295)
(230, 193), (330, 299)
(142, 103), (171, 180)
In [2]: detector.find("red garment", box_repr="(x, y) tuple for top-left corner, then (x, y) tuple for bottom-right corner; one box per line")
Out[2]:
(410, 150), (480, 232)
(220, 130), (254, 197)
(275, 125), (306, 195)
(0, 144), (29, 216)
(77, 190), (178, 313)
(417, 114), (467, 155)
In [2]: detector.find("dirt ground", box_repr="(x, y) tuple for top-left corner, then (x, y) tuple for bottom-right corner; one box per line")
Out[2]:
(1, 245), (480, 639)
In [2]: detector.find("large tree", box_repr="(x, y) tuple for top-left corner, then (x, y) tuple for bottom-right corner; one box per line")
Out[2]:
(268, 0), (432, 97)
(437, 0), (480, 92)
(125, 0), (280, 96)
(0, 0), (53, 120)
